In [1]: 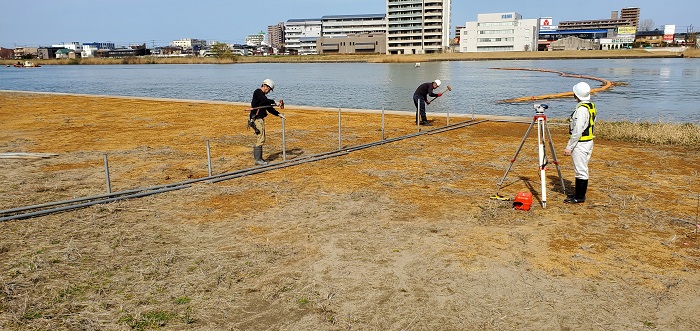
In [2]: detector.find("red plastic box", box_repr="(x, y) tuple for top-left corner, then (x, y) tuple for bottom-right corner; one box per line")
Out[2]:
(513, 192), (533, 211)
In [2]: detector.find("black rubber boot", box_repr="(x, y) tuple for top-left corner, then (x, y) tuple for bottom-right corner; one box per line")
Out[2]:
(254, 146), (268, 165)
(564, 178), (587, 204)
(578, 179), (588, 201)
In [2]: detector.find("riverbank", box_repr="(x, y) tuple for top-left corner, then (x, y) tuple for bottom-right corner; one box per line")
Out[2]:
(1, 92), (699, 330)
(2, 48), (697, 66)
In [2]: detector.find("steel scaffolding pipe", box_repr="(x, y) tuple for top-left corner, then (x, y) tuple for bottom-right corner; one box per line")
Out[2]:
(1, 118), (488, 222)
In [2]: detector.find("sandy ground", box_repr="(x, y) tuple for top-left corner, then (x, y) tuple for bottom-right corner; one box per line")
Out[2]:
(1, 91), (699, 330)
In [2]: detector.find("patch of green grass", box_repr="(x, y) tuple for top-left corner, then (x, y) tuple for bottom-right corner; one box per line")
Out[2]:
(174, 296), (191, 305)
(120, 310), (174, 330)
(641, 320), (657, 328)
(22, 310), (43, 320)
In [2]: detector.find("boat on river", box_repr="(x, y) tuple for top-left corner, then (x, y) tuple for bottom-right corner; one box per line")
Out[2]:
(13, 61), (41, 68)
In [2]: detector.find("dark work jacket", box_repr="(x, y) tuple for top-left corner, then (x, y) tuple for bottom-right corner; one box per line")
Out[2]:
(250, 88), (279, 119)
(413, 82), (438, 101)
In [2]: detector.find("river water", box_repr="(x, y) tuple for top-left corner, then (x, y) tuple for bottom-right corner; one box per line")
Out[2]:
(1, 58), (698, 123)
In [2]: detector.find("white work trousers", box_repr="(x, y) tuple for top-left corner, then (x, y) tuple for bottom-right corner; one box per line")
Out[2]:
(571, 140), (594, 180)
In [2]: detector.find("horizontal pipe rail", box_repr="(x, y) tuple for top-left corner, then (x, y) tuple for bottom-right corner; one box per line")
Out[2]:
(1, 119), (487, 222)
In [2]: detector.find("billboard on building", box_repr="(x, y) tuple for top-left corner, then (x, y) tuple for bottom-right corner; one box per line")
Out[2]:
(617, 26), (637, 35)
(539, 17), (556, 31)
(664, 25), (676, 41)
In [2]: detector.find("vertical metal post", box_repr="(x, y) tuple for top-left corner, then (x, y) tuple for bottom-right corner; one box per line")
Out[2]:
(447, 108), (450, 126)
(281, 117), (287, 161)
(206, 140), (212, 177)
(103, 154), (111, 193)
(381, 107), (385, 140)
(416, 105), (420, 132)
(338, 108), (342, 150)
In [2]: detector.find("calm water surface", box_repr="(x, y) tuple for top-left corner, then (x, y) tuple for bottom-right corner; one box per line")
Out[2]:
(1, 58), (698, 123)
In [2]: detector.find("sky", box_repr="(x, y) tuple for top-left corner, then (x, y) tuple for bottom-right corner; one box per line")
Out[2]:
(1, 0), (696, 48)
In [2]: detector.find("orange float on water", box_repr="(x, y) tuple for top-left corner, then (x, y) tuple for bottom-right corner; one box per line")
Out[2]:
(492, 67), (615, 103)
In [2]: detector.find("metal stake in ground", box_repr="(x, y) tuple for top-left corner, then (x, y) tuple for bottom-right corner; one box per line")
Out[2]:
(492, 103), (567, 208)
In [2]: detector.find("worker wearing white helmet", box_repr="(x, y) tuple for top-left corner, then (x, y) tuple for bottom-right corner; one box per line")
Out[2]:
(412, 79), (443, 126)
(249, 78), (285, 165)
(564, 81), (597, 203)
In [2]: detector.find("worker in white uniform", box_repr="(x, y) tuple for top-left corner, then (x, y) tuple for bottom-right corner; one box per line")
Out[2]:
(564, 82), (597, 204)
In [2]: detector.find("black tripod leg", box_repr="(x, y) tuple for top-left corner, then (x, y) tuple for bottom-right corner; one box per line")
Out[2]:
(545, 121), (567, 196)
(496, 119), (536, 191)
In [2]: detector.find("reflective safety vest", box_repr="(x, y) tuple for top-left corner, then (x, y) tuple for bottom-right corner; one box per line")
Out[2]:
(570, 102), (596, 141)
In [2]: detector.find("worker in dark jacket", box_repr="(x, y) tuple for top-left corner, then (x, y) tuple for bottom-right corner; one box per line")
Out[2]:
(413, 79), (442, 126)
(249, 79), (284, 165)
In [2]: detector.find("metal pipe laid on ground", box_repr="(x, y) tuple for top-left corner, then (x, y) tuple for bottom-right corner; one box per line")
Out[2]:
(2, 117), (489, 222)
(0, 186), (188, 222)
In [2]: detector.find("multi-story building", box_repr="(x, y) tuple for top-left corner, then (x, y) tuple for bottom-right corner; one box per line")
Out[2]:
(386, 0), (452, 54)
(620, 7), (640, 29)
(82, 42), (115, 57)
(284, 18), (322, 55)
(460, 12), (538, 52)
(317, 33), (387, 54)
(321, 14), (387, 38)
(267, 22), (285, 51)
(13, 47), (38, 59)
(558, 8), (640, 37)
(52, 42), (83, 53)
(171, 38), (207, 51)
(245, 33), (266, 47)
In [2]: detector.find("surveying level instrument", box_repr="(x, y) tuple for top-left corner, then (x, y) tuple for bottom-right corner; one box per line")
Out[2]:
(494, 103), (567, 208)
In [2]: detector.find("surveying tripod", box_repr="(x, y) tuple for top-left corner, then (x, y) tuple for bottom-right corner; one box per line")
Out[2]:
(495, 104), (567, 208)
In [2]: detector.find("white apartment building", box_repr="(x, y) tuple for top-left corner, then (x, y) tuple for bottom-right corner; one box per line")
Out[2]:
(245, 33), (266, 47)
(386, 0), (451, 54)
(322, 14), (387, 38)
(284, 18), (322, 55)
(171, 38), (207, 50)
(460, 12), (539, 52)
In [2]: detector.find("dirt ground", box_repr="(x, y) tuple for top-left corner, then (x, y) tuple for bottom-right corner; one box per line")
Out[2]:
(1, 91), (699, 330)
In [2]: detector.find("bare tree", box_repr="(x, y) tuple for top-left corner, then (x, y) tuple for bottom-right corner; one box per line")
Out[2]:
(639, 19), (655, 31)
(687, 25), (699, 49)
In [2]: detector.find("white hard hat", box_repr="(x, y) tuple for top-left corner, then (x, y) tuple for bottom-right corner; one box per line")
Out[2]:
(262, 79), (275, 91)
(573, 82), (591, 101)
(434, 79), (442, 87)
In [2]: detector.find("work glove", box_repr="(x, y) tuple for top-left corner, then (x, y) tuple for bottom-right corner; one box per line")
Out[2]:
(426, 100), (431, 105)
(278, 100), (285, 109)
(278, 114), (285, 119)
(438, 93), (443, 97)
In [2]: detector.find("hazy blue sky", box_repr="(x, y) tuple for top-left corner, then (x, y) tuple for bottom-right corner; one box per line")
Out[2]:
(1, 0), (694, 48)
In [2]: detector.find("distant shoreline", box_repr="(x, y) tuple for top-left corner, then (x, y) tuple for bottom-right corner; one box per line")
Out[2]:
(2, 49), (697, 66)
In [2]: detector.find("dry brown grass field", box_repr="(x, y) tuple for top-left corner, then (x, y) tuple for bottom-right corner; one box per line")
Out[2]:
(1, 91), (699, 330)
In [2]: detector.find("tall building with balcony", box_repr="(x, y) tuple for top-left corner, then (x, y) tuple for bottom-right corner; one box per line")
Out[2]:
(267, 22), (285, 50)
(284, 18), (322, 55)
(321, 14), (387, 38)
(558, 7), (640, 37)
(620, 7), (640, 29)
(386, 0), (452, 54)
